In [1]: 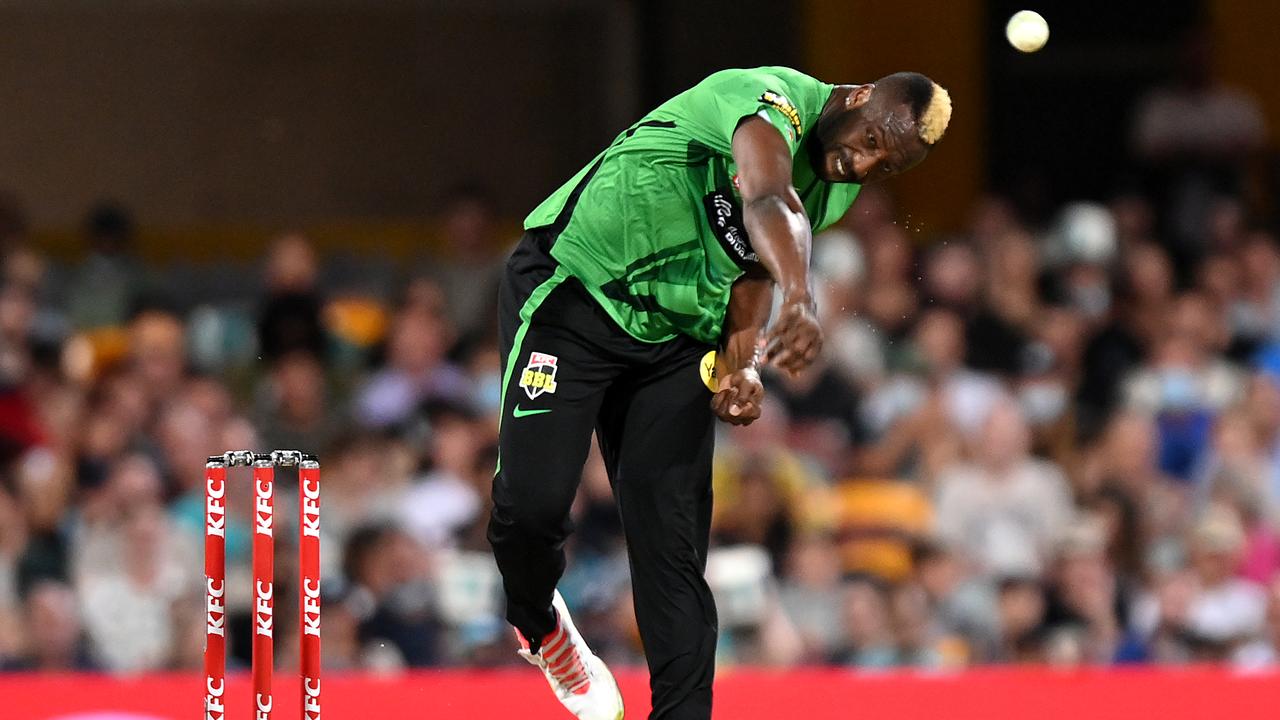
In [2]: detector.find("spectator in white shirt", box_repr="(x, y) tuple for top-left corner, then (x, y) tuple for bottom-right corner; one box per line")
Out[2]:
(935, 400), (1074, 578)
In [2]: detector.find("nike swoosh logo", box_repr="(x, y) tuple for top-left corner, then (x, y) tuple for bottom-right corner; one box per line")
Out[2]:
(512, 405), (553, 418)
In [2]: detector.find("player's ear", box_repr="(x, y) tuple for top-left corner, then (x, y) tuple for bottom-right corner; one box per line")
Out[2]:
(847, 84), (875, 109)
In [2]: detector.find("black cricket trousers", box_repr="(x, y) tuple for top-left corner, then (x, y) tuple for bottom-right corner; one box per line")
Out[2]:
(487, 229), (718, 720)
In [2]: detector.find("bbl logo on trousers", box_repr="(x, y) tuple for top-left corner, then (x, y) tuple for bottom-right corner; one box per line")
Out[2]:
(519, 351), (559, 399)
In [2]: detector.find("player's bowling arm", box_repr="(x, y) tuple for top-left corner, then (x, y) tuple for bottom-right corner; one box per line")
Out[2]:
(712, 275), (770, 426)
(731, 116), (813, 304)
(721, 273), (772, 373)
(732, 116), (823, 374)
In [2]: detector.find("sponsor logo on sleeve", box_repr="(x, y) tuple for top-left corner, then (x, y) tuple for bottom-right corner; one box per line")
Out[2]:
(703, 190), (758, 267)
(759, 90), (802, 136)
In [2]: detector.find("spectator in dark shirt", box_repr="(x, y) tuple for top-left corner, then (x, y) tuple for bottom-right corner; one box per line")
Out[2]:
(342, 523), (441, 667)
(257, 233), (326, 363)
(427, 185), (507, 338)
(65, 202), (147, 330)
(0, 580), (95, 671)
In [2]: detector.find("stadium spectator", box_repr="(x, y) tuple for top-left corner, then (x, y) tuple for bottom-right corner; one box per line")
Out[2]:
(1019, 306), (1086, 469)
(127, 307), (190, 412)
(427, 185), (507, 339)
(341, 523), (441, 667)
(888, 581), (950, 667)
(317, 582), (364, 671)
(713, 404), (817, 572)
(1080, 410), (1187, 552)
(1181, 509), (1268, 661)
(78, 501), (194, 672)
(10, 447), (72, 597)
(65, 203), (149, 330)
(1, 580), (94, 671)
(1236, 577), (1280, 667)
(1133, 507), (1267, 664)
(778, 533), (844, 660)
(830, 574), (899, 668)
(934, 400), (1074, 578)
(858, 309), (992, 480)
(771, 360), (864, 476)
(993, 575), (1047, 663)
(812, 231), (875, 381)
(1041, 519), (1128, 664)
(400, 400), (487, 550)
(316, 434), (411, 552)
(257, 233), (327, 364)
(909, 540), (998, 663)
(254, 349), (345, 453)
(354, 298), (470, 430)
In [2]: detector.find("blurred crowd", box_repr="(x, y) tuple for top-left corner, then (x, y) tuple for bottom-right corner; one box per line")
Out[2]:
(3, 61), (1280, 676)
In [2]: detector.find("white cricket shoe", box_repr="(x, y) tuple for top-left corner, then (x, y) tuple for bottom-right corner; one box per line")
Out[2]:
(516, 590), (624, 720)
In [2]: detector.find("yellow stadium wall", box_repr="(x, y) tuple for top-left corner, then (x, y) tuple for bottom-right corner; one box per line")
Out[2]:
(29, 218), (523, 265)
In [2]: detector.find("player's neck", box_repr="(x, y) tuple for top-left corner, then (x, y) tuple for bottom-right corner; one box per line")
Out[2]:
(821, 85), (863, 120)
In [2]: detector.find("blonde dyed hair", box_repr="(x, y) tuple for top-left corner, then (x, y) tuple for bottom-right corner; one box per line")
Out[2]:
(918, 83), (952, 145)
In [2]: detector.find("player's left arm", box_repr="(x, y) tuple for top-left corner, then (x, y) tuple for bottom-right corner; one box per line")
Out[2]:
(712, 271), (772, 426)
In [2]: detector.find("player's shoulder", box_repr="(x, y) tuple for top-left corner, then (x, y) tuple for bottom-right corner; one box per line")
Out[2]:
(696, 67), (829, 119)
(700, 65), (822, 91)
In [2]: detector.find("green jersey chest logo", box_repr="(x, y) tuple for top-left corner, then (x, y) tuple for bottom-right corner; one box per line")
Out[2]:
(703, 190), (758, 267)
(519, 351), (559, 399)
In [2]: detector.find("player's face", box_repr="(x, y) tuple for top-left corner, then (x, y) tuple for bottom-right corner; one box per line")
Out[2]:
(816, 95), (929, 185)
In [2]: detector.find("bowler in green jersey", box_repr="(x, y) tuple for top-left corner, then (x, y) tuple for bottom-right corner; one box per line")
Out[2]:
(489, 67), (951, 719)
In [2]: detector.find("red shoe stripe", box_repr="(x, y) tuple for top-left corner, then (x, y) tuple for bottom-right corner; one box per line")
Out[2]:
(547, 650), (582, 675)
(541, 627), (569, 657)
(563, 671), (592, 695)
(528, 609), (594, 696)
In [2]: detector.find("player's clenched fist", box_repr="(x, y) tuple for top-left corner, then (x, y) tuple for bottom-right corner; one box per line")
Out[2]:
(711, 367), (764, 426)
(765, 295), (823, 374)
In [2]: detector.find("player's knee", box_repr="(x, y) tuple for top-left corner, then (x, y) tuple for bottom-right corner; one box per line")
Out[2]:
(488, 500), (571, 545)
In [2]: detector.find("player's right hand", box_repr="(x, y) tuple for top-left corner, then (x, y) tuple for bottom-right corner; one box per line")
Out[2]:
(764, 295), (823, 374)
(712, 368), (764, 426)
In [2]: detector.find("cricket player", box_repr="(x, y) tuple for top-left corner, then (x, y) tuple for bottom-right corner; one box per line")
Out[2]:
(488, 66), (950, 719)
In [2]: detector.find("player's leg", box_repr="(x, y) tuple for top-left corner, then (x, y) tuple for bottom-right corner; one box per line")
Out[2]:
(488, 235), (615, 642)
(597, 340), (718, 720)
(490, 234), (627, 720)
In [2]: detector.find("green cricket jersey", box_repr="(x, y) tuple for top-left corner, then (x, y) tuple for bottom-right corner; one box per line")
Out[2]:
(525, 66), (861, 344)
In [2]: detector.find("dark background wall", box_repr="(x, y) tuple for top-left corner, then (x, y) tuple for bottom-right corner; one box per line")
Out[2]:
(2, 0), (1277, 259)
(0, 1), (630, 228)
(804, 0), (986, 236)
(985, 0), (1204, 223)
(632, 0), (800, 107)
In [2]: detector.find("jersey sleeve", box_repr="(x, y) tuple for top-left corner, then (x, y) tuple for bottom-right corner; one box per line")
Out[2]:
(682, 68), (810, 157)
